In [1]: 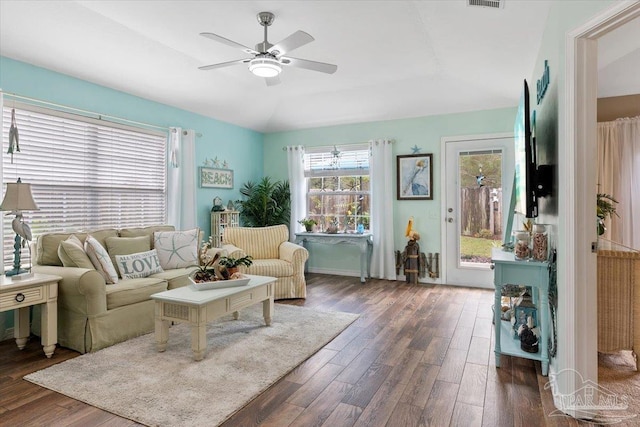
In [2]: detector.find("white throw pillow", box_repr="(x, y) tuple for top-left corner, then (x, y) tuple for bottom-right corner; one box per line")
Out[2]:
(84, 234), (118, 284)
(154, 228), (199, 269)
(115, 249), (164, 279)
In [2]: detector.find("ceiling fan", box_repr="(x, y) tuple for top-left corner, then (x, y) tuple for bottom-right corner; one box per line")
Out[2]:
(199, 11), (337, 86)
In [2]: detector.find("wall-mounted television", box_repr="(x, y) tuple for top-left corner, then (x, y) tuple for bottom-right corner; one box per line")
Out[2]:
(514, 79), (538, 218)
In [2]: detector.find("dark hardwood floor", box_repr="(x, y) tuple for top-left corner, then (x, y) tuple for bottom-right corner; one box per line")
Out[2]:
(1, 274), (593, 426)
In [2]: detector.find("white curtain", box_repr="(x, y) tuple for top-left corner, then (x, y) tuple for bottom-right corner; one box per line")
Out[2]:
(597, 116), (640, 249)
(0, 90), (4, 265)
(287, 145), (306, 241)
(369, 139), (396, 280)
(167, 127), (197, 230)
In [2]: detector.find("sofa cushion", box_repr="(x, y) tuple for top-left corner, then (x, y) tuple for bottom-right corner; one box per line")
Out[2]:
(105, 277), (168, 310)
(37, 229), (118, 266)
(150, 266), (200, 290)
(154, 228), (200, 269)
(115, 249), (164, 279)
(105, 236), (151, 275)
(57, 235), (94, 269)
(119, 225), (175, 249)
(245, 259), (294, 277)
(223, 225), (288, 260)
(85, 235), (119, 284)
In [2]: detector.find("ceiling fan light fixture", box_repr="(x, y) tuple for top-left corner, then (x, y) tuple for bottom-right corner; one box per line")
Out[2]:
(249, 57), (281, 78)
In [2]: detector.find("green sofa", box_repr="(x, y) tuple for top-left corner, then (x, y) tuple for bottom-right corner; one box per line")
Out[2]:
(32, 225), (198, 354)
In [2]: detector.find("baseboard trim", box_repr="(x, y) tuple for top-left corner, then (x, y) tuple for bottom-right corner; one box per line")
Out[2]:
(307, 267), (361, 277)
(306, 268), (442, 285)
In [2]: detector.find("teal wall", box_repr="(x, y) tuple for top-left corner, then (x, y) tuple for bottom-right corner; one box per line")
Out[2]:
(525, 0), (617, 405)
(264, 108), (517, 274)
(0, 56), (264, 338)
(0, 57), (264, 235)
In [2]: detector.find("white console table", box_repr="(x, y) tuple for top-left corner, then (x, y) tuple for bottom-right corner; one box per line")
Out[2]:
(295, 232), (373, 283)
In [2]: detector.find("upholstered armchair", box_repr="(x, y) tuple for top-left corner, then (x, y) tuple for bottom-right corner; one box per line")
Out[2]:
(221, 225), (309, 299)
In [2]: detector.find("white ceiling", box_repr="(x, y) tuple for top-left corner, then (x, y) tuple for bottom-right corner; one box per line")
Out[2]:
(0, 1), (637, 133)
(598, 15), (640, 99)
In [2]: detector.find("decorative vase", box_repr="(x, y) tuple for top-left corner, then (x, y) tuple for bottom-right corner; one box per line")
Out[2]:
(305, 224), (313, 232)
(531, 224), (549, 261)
(513, 230), (531, 261)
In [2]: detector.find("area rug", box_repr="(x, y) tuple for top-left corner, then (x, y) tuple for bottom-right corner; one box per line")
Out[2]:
(597, 351), (640, 426)
(25, 304), (359, 427)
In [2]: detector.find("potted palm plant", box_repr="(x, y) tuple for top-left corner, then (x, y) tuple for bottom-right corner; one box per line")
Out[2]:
(236, 177), (291, 227)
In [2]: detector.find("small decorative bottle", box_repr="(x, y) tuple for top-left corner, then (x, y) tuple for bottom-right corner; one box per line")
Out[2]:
(513, 230), (531, 261)
(532, 224), (549, 261)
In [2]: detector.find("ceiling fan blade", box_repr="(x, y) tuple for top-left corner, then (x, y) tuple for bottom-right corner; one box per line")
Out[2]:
(268, 31), (314, 56)
(280, 57), (337, 74)
(200, 32), (257, 54)
(199, 59), (249, 71)
(265, 76), (281, 87)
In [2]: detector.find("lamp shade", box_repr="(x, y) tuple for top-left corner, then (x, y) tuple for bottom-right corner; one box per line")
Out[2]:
(248, 57), (282, 78)
(0, 179), (39, 211)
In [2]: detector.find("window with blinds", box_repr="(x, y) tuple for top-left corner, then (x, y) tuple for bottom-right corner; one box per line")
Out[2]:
(304, 144), (370, 232)
(1, 104), (167, 265)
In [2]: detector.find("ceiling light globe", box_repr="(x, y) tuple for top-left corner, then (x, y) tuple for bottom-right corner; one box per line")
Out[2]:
(249, 58), (282, 78)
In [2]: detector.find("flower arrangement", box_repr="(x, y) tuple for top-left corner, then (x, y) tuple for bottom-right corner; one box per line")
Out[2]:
(192, 242), (253, 282)
(326, 217), (339, 234)
(192, 251), (221, 283)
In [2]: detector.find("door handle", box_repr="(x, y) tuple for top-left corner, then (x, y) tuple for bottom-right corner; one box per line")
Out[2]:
(447, 218), (453, 223)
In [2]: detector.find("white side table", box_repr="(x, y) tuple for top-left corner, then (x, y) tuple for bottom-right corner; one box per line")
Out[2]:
(0, 273), (61, 358)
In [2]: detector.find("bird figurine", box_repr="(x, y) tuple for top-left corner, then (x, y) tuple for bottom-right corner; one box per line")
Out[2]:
(405, 216), (414, 238)
(11, 212), (32, 247)
(8, 108), (20, 163)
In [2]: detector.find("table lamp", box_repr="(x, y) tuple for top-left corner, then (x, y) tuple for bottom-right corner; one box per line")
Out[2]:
(0, 178), (39, 277)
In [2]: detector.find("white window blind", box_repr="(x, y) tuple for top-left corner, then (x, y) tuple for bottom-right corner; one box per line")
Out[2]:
(2, 104), (167, 265)
(304, 144), (370, 177)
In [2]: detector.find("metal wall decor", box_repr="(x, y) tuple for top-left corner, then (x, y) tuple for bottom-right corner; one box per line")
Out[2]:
(200, 167), (233, 189)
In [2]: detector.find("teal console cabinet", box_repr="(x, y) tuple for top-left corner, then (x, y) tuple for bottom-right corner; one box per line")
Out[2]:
(492, 247), (550, 376)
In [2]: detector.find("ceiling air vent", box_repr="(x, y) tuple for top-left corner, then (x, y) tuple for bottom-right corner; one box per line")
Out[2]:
(467, 0), (505, 9)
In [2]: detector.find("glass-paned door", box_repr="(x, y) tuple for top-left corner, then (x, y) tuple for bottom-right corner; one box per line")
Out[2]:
(444, 136), (513, 287)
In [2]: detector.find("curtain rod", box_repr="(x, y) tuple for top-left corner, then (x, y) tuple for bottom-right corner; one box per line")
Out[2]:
(2, 90), (171, 133)
(281, 141), (389, 151)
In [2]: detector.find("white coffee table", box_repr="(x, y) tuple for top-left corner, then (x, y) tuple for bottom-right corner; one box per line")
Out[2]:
(151, 275), (276, 361)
